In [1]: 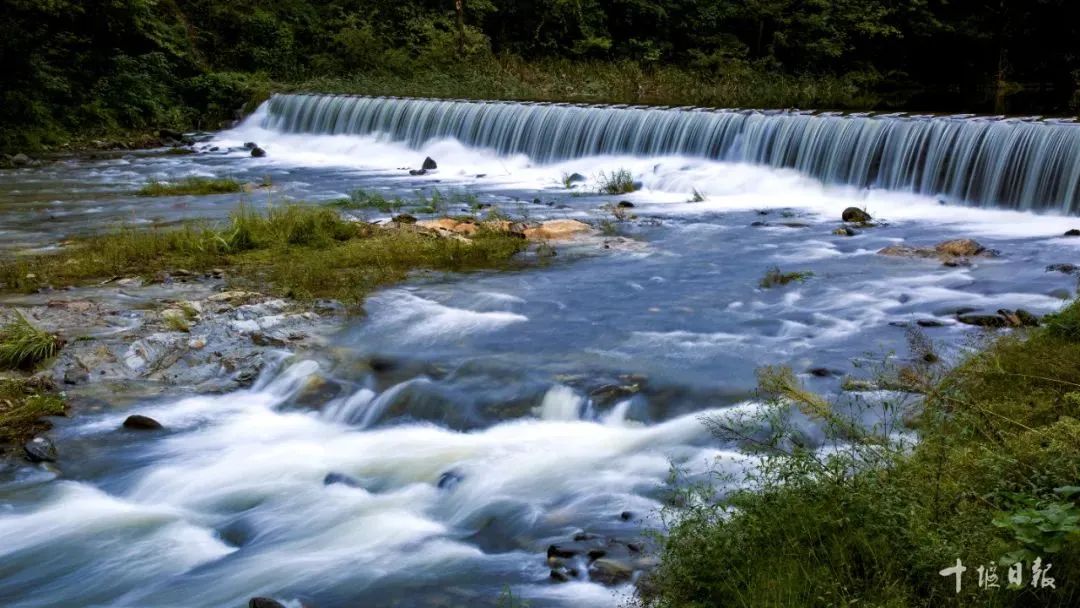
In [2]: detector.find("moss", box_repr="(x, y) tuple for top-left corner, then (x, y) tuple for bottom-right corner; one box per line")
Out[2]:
(136, 177), (243, 196)
(0, 377), (65, 446)
(644, 300), (1080, 608)
(0, 203), (530, 307)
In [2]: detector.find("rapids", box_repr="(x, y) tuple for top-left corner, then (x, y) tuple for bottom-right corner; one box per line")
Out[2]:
(1, 96), (1079, 607)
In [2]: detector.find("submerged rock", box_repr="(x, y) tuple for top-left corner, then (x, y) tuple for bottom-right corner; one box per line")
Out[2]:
(879, 238), (995, 264)
(122, 414), (163, 430)
(24, 436), (58, 462)
(833, 226), (859, 236)
(842, 207), (872, 223)
(524, 219), (592, 241)
(323, 472), (362, 488)
(1047, 263), (1079, 274)
(957, 309), (1039, 328)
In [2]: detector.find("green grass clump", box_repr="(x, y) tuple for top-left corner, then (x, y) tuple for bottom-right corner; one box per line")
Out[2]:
(325, 189), (404, 213)
(0, 203), (529, 306)
(597, 169), (639, 195)
(759, 266), (814, 288)
(0, 377), (65, 445)
(643, 300), (1080, 608)
(136, 177), (243, 196)
(0, 312), (62, 370)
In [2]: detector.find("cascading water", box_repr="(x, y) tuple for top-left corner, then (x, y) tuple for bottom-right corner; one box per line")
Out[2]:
(260, 93), (1080, 213)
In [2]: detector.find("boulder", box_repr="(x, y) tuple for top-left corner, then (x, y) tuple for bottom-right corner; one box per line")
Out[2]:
(616, 201), (635, 209)
(1047, 263), (1078, 274)
(249, 599), (286, 608)
(957, 314), (1008, 328)
(421, 156), (438, 171)
(24, 436), (57, 462)
(588, 558), (635, 585)
(324, 472), (362, 488)
(11, 153), (31, 167)
(250, 147), (266, 158)
(243, 142), (258, 150)
(408, 169), (428, 176)
(123, 414), (163, 430)
(524, 219), (591, 241)
(842, 207), (872, 223)
(392, 214), (417, 224)
(1065, 229), (1080, 237)
(934, 238), (986, 257)
(565, 172), (587, 185)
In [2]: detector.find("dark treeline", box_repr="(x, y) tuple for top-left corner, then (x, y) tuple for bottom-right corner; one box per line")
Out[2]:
(3, 0), (1079, 151)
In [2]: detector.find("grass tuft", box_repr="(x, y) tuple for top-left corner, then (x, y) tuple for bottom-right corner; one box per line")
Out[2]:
(759, 266), (814, 288)
(597, 169), (639, 195)
(0, 377), (65, 445)
(0, 312), (62, 370)
(137, 177), (243, 196)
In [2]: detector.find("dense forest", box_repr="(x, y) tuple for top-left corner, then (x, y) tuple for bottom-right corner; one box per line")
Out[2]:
(3, 0), (1080, 151)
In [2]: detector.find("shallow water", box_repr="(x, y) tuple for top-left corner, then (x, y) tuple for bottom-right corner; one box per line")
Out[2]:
(1, 106), (1079, 607)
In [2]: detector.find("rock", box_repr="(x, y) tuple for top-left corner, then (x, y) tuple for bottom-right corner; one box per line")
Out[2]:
(11, 153), (31, 167)
(1047, 263), (1079, 274)
(524, 219), (591, 241)
(243, 142), (258, 150)
(588, 558), (634, 585)
(437, 470), (463, 490)
(392, 214), (417, 224)
(1065, 229), (1080, 237)
(324, 472), (362, 488)
(619, 510), (634, 521)
(24, 436), (57, 462)
(123, 414), (163, 430)
(1011, 309), (1040, 327)
(935, 239), (986, 257)
(833, 226), (859, 236)
(807, 368), (834, 377)
(616, 201), (635, 209)
(159, 128), (184, 141)
(64, 364), (90, 385)
(565, 172), (587, 185)
(550, 567), (578, 583)
(957, 314), (1008, 328)
(842, 207), (872, 223)
(422, 156), (438, 171)
(207, 290), (260, 307)
(408, 169), (428, 176)
(249, 599), (286, 608)
(916, 319), (946, 328)
(250, 147), (266, 158)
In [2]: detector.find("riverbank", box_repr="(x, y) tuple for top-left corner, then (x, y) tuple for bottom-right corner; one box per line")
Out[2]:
(641, 302), (1080, 607)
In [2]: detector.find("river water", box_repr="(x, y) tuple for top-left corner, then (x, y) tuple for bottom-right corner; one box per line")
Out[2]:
(1, 98), (1079, 607)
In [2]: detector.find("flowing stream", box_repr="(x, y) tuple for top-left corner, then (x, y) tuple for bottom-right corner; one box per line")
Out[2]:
(2, 95), (1080, 607)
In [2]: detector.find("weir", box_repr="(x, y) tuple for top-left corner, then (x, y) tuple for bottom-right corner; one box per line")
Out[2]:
(261, 93), (1080, 213)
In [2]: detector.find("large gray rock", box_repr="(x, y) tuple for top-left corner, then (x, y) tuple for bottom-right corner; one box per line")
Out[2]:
(24, 436), (57, 462)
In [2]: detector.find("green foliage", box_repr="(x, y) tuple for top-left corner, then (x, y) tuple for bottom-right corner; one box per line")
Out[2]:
(597, 169), (638, 195)
(644, 299), (1080, 608)
(0, 203), (529, 306)
(136, 177), (244, 197)
(759, 266), (813, 288)
(0, 312), (62, 370)
(326, 190), (404, 213)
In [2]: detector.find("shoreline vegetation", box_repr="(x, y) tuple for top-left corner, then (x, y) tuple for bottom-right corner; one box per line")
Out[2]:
(641, 304), (1080, 607)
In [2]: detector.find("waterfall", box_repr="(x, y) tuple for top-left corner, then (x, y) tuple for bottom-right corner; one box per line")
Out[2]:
(260, 93), (1080, 213)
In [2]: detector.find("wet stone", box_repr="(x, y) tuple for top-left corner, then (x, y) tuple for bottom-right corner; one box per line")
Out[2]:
(122, 414), (163, 430)
(24, 436), (58, 463)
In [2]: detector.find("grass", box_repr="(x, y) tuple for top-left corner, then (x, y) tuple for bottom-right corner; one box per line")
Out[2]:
(759, 266), (814, 288)
(0, 203), (530, 306)
(689, 189), (706, 203)
(0, 312), (62, 370)
(641, 300), (1080, 608)
(0, 377), (65, 446)
(325, 189), (404, 213)
(597, 169), (639, 195)
(136, 177), (243, 196)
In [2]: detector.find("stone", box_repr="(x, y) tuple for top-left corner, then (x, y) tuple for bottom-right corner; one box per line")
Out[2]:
(833, 226), (859, 236)
(409, 169), (428, 176)
(422, 156), (438, 171)
(842, 207), (872, 223)
(250, 147), (266, 158)
(1065, 229), (1080, 237)
(123, 414), (163, 430)
(24, 436), (58, 462)
(1047, 263), (1078, 274)
(11, 153), (31, 167)
(957, 314), (1008, 328)
(588, 558), (634, 585)
(934, 238), (986, 257)
(437, 470), (463, 490)
(565, 172), (587, 185)
(243, 142), (258, 150)
(524, 219), (591, 241)
(392, 214), (417, 224)
(916, 319), (946, 327)
(324, 472), (362, 488)
(248, 599), (286, 608)
(616, 201), (635, 208)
